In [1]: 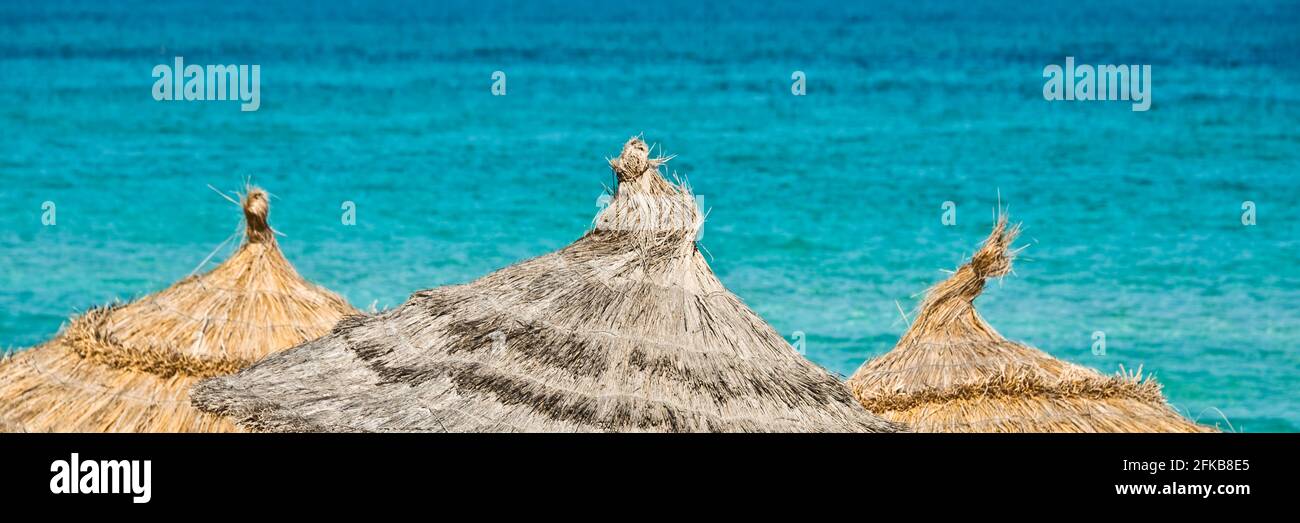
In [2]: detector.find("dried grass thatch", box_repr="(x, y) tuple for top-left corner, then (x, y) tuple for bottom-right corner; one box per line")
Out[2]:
(846, 215), (1215, 432)
(193, 138), (903, 433)
(0, 188), (357, 432)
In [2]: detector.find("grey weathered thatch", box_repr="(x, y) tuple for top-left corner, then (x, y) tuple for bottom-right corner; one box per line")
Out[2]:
(192, 138), (903, 433)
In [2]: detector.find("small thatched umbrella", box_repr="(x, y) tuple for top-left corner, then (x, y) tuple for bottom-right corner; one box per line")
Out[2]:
(846, 215), (1214, 432)
(192, 138), (903, 433)
(0, 188), (357, 432)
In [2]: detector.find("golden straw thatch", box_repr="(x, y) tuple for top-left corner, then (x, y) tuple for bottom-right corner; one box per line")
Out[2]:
(846, 214), (1215, 432)
(0, 188), (357, 432)
(192, 138), (904, 433)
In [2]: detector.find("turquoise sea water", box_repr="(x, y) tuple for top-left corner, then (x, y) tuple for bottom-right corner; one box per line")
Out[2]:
(1, 0), (1297, 431)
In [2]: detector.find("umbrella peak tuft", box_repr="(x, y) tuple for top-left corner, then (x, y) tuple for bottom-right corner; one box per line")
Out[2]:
(608, 137), (663, 182)
(916, 214), (1021, 312)
(241, 188), (273, 243)
(968, 215), (1019, 281)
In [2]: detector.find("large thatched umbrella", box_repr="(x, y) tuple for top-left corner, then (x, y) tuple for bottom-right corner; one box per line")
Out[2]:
(192, 138), (903, 433)
(0, 188), (357, 432)
(846, 215), (1214, 432)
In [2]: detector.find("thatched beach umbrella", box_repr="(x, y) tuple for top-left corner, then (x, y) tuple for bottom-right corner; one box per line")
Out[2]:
(0, 188), (357, 432)
(846, 215), (1213, 432)
(192, 138), (903, 433)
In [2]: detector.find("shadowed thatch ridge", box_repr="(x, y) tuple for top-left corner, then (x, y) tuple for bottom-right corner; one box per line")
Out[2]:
(0, 188), (357, 432)
(846, 215), (1215, 433)
(193, 138), (903, 433)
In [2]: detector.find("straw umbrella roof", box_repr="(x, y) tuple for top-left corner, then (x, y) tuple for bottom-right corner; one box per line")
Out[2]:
(192, 138), (903, 433)
(0, 188), (357, 432)
(846, 215), (1215, 432)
